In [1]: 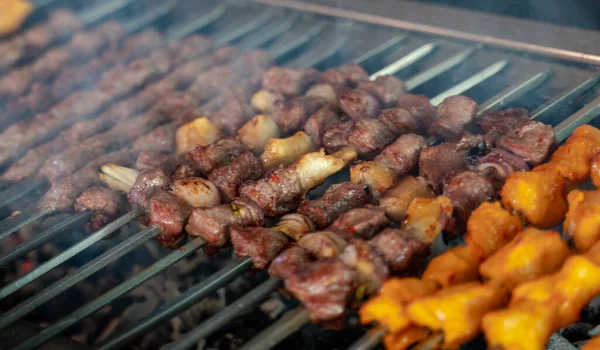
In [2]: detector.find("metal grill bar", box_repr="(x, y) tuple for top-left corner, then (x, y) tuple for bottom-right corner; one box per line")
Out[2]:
(165, 4), (227, 40)
(122, 0), (180, 34)
(555, 95), (600, 142)
(347, 327), (387, 350)
(239, 307), (311, 350)
(0, 208), (52, 241)
(78, 0), (137, 26)
(370, 42), (437, 79)
(212, 8), (278, 47)
(531, 75), (600, 121)
(0, 177), (48, 212)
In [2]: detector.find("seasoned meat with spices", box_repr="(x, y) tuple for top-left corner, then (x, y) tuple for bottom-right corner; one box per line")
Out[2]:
(231, 227), (289, 269)
(443, 171), (496, 224)
(185, 198), (264, 248)
(75, 187), (123, 233)
(430, 95), (478, 141)
(298, 182), (367, 228)
(128, 168), (170, 211)
(187, 137), (246, 175)
(148, 191), (191, 249)
(321, 63), (369, 86)
(284, 258), (358, 322)
(477, 108), (530, 135)
(328, 207), (390, 240)
(208, 151), (264, 202)
(304, 105), (342, 147)
(340, 239), (389, 294)
(261, 67), (319, 97)
(340, 89), (381, 120)
(419, 143), (468, 192)
(322, 121), (353, 154)
(396, 94), (436, 132)
(269, 246), (313, 279)
(496, 120), (557, 166)
(357, 75), (406, 107)
(369, 228), (428, 274)
(273, 96), (328, 135)
(377, 108), (421, 135)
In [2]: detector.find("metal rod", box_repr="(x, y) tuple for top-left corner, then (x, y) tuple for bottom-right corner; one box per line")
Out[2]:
(405, 45), (480, 91)
(531, 74), (600, 121)
(430, 59), (509, 106)
(0, 210), (92, 266)
(370, 42), (437, 79)
(237, 15), (299, 51)
(0, 226), (160, 331)
(293, 35), (347, 70)
(0, 177), (48, 214)
(0, 208), (52, 241)
(12, 236), (207, 350)
(477, 69), (552, 115)
(269, 22), (326, 60)
(0, 208), (143, 301)
(161, 277), (283, 350)
(97, 257), (254, 350)
(79, 0), (137, 26)
(213, 8), (278, 48)
(347, 327), (388, 350)
(238, 307), (311, 350)
(122, 0), (180, 34)
(554, 94), (600, 142)
(166, 4), (228, 41)
(351, 35), (408, 66)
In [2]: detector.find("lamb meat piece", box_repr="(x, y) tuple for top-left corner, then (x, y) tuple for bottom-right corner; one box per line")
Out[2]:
(208, 151), (265, 202)
(443, 171), (496, 224)
(128, 168), (170, 211)
(147, 190), (191, 249)
(339, 89), (381, 120)
(298, 231), (348, 259)
(339, 239), (389, 295)
(75, 187), (124, 233)
(209, 93), (254, 135)
(298, 182), (368, 228)
(321, 63), (369, 86)
(185, 198), (264, 248)
(304, 105), (342, 147)
(369, 228), (428, 274)
(172, 163), (199, 180)
(273, 96), (328, 135)
(132, 123), (177, 154)
(239, 165), (304, 218)
(305, 83), (348, 108)
(375, 133), (428, 177)
(377, 108), (421, 135)
(347, 119), (396, 158)
(187, 137), (247, 175)
(269, 246), (313, 279)
(466, 147), (530, 189)
(418, 142), (468, 192)
(230, 227), (289, 270)
(495, 120), (557, 166)
(430, 95), (478, 141)
(135, 151), (177, 175)
(261, 67), (320, 97)
(357, 75), (406, 108)
(322, 121), (353, 154)
(477, 108), (530, 135)
(327, 207), (390, 240)
(395, 94), (437, 132)
(284, 258), (358, 322)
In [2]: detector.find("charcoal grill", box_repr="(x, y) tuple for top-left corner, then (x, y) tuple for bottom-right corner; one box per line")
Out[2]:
(2, 0), (600, 349)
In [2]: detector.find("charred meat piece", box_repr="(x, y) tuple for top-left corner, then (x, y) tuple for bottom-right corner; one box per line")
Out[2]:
(369, 228), (428, 274)
(376, 133), (428, 176)
(208, 151), (265, 202)
(339, 89), (381, 120)
(169, 177), (220, 208)
(377, 108), (421, 135)
(304, 105), (342, 147)
(328, 207), (390, 240)
(147, 190), (191, 249)
(239, 165), (304, 218)
(128, 168), (170, 211)
(323, 119), (396, 158)
(284, 258), (358, 322)
(298, 182), (368, 228)
(75, 187), (123, 233)
(466, 148), (530, 189)
(186, 198), (264, 248)
(269, 246), (313, 279)
(187, 137), (247, 175)
(396, 94), (437, 133)
(321, 63), (369, 86)
(230, 227), (289, 270)
(496, 120), (557, 166)
(339, 239), (389, 295)
(261, 67), (320, 97)
(357, 75), (406, 108)
(477, 108), (530, 135)
(273, 96), (328, 135)
(419, 143), (468, 192)
(443, 171), (496, 224)
(430, 96), (478, 141)
(135, 151), (176, 175)
(298, 231), (347, 259)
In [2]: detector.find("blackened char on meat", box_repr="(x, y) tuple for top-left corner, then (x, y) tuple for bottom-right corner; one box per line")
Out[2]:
(187, 137), (247, 175)
(339, 239), (389, 295)
(378, 108), (421, 135)
(443, 171), (496, 225)
(339, 89), (381, 120)
(430, 95), (478, 141)
(298, 182), (368, 228)
(375, 133), (428, 177)
(75, 187), (123, 233)
(261, 67), (320, 97)
(395, 94), (436, 133)
(230, 227), (289, 270)
(369, 228), (429, 274)
(128, 168), (170, 211)
(147, 190), (191, 249)
(269, 246), (313, 279)
(208, 151), (264, 202)
(304, 106), (342, 147)
(328, 207), (390, 240)
(357, 75), (406, 108)
(496, 120), (557, 166)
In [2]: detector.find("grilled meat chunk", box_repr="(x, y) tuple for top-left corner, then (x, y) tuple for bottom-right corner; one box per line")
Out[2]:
(135, 151), (176, 175)
(148, 191), (191, 249)
(340, 89), (381, 120)
(369, 228), (428, 274)
(269, 246), (313, 279)
(132, 123), (177, 154)
(466, 148), (530, 189)
(230, 227), (289, 270)
(304, 106), (342, 147)
(395, 94), (437, 133)
(298, 231), (347, 259)
(418, 143), (468, 192)
(261, 67), (320, 97)
(298, 182), (368, 228)
(321, 63), (369, 86)
(443, 171), (496, 225)
(323, 119), (396, 158)
(430, 96), (478, 141)
(172, 163), (199, 180)
(305, 83), (348, 108)
(357, 75), (406, 108)
(187, 137), (247, 175)
(75, 187), (123, 233)
(328, 207), (390, 240)
(284, 258), (358, 322)
(376, 133), (428, 176)
(340, 239), (389, 295)
(169, 177), (220, 208)
(496, 120), (557, 166)
(128, 168), (170, 211)
(209, 93), (254, 135)
(378, 108), (421, 135)
(273, 96), (328, 135)
(186, 198), (264, 248)
(477, 108), (530, 135)
(208, 151), (264, 202)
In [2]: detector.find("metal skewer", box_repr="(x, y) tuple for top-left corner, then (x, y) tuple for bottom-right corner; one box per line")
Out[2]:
(239, 307), (311, 350)
(347, 326), (387, 350)
(531, 74), (600, 121)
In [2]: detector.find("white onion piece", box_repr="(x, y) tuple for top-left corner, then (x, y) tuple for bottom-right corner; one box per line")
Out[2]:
(295, 149), (355, 190)
(175, 117), (221, 154)
(260, 131), (315, 170)
(237, 114), (281, 154)
(169, 177), (220, 208)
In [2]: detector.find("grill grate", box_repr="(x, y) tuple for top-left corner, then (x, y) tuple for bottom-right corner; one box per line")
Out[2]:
(2, 0), (600, 349)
